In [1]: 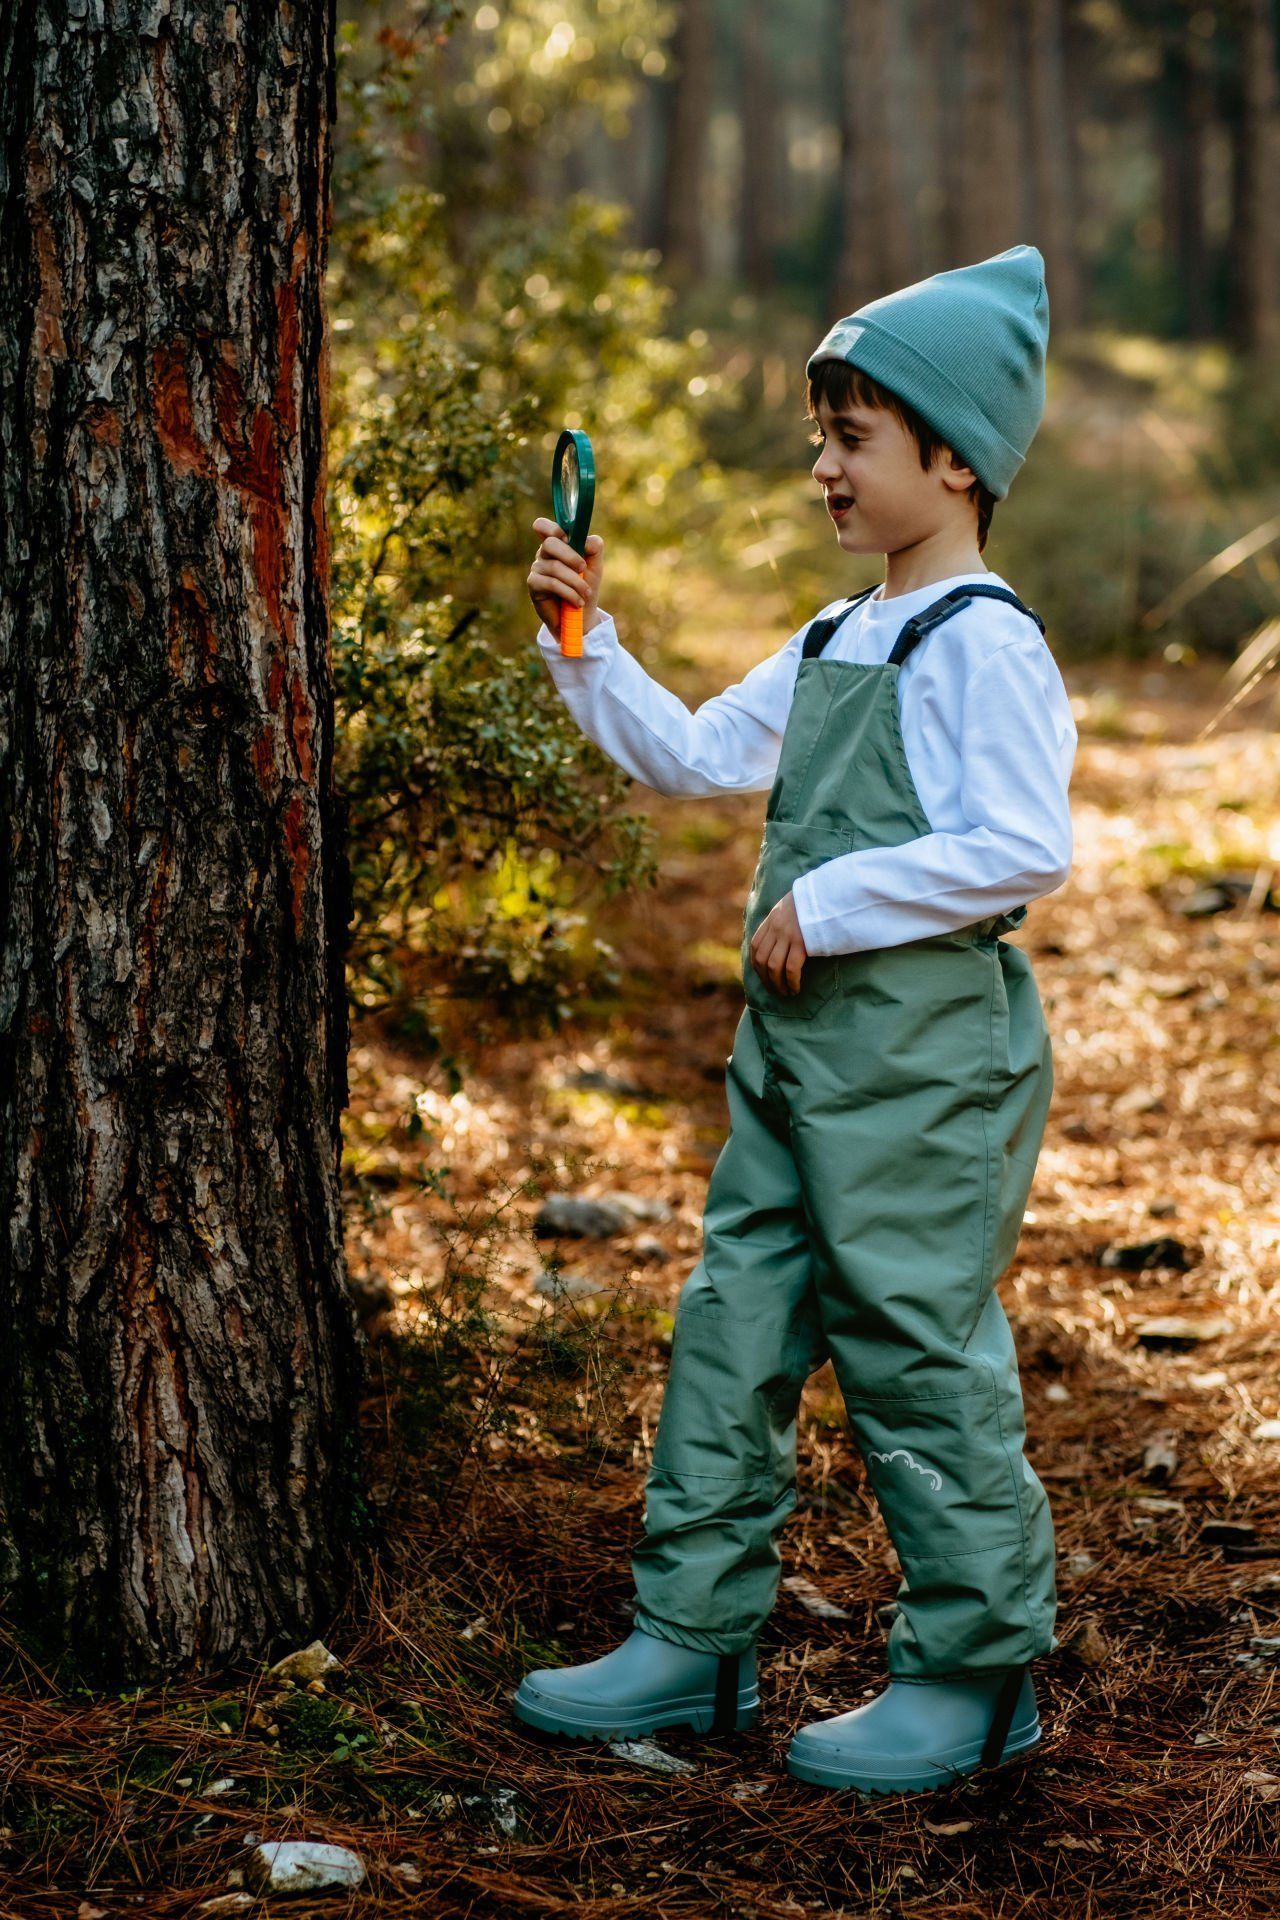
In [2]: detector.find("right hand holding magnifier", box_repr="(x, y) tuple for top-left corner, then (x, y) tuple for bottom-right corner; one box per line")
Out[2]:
(528, 427), (601, 657)
(528, 518), (604, 653)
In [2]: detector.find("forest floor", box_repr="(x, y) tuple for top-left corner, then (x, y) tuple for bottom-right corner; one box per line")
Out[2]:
(4, 633), (1280, 1917)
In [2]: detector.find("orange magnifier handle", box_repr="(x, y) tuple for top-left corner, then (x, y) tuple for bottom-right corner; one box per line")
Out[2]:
(558, 598), (584, 658)
(551, 428), (595, 660)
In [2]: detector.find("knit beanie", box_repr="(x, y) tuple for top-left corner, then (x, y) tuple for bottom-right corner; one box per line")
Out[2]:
(805, 244), (1049, 500)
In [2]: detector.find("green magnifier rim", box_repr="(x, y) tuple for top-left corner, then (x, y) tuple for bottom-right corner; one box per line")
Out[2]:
(551, 428), (596, 558)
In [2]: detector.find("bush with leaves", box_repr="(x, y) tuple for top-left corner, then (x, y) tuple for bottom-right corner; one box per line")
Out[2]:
(329, 183), (729, 1050)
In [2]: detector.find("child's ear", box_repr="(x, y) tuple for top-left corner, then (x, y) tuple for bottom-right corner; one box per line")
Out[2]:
(939, 449), (978, 493)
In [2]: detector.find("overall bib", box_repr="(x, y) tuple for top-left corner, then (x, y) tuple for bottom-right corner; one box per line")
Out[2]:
(631, 585), (1058, 1682)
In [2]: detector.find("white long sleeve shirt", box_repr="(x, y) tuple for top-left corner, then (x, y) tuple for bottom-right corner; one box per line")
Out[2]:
(534, 568), (1077, 955)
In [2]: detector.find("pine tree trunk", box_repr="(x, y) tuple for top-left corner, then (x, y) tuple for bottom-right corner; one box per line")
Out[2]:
(740, 0), (781, 292)
(956, 0), (1022, 260)
(835, 0), (913, 310)
(1025, 0), (1083, 330)
(656, 0), (714, 286)
(1228, 0), (1280, 357)
(0, 0), (363, 1682)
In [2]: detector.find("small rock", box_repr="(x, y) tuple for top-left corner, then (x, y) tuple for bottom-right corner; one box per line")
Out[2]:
(245, 1841), (365, 1896)
(1223, 1539), (1280, 1563)
(1100, 1236), (1194, 1273)
(205, 1777), (237, 1796)
(1065, 1551), (1098, 1575)
(1243, 1770), (1280, 1801)
(1044, 1381), (1071, 1402)
(597, 1191), (673, 1225)
(923, 1818), (974, 1836)
(561, 1068), (653, 1100)
(1059, 1618), (1108, 1667)
(1252, 1418), (1280, 1440)
(1189, 1369), (1229, 1389)
(265, 1640), (343, 1687)
(461, 1786), (520, 1837)
(534, 1195), (634, 1239)
(1142, 1433), (1179, 1482)
(78, 1907), (109, 1920)
(606, 1739), (698, 1775)
(781, 1574), (851, 1620)
(1201, 1520), (1256, 1548)
(1147, 1196), (1178, 1218)
(1134, 1315), (1232, 1350)
(199, 1898), (255, 1916)
(628, 1233), (670, 1264)
(393, 1861), (424, 1885)
(1177, 884), (1239, 917)
(533, 1267), (605, 1300)
(876, 1600), (901, 1630)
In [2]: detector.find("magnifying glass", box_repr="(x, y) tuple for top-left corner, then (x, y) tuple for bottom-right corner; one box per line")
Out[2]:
(550, 427), (596, 659)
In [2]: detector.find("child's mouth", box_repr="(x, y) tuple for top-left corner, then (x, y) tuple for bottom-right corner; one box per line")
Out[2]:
(826, 496), (853, 521)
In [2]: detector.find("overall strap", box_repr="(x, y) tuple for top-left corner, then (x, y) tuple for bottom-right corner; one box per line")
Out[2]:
(800, 586), (879, 661)
(888, 584), (1045, 667)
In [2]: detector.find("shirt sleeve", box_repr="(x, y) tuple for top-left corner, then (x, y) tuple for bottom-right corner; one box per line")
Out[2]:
(790, 639), (1077, 955)
(534, 606), (819, 797)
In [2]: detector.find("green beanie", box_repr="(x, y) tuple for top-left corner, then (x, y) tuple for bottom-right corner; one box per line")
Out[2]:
(805, 244), (1049, 500)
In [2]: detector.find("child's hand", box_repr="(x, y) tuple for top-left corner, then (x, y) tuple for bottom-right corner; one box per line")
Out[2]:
(749, 891), (809, 996)
(528, 517), (605, 637)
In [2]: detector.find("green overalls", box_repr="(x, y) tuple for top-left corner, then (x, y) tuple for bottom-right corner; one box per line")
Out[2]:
(631, 584), (1058, 1682)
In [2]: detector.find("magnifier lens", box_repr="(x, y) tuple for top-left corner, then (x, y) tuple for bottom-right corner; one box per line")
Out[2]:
(562, 445), (579, 520)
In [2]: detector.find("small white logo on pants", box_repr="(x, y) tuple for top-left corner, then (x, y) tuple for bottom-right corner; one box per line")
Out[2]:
(867, 1447), (943, 1493)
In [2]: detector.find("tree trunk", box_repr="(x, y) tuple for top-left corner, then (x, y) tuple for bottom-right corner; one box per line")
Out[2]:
(1227, 0), (1280, 357)
(0, 0), (363, 1682)
(835, 0), (913, 310)
(655, 0), (714, 286)
(740, 0), (782, 292)
(1157, 30), (1212, 337)
(956, 0), (1022, 260)
(1025, 0), (1083, 330)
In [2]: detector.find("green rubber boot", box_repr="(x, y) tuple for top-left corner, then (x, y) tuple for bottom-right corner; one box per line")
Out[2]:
(786, 1665), (1039, 1795)
(513, 1627), (759, 1740)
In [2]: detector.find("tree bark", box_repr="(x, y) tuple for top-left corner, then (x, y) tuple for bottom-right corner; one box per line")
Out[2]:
(1025, 0), (1084, 331)
(655, 0), (714, 286)
(956, 0), (1022, 260)
(0, 0), (363, 1682)
(1227, 0), (1280, 357)
(740, 0), (782, 292)
(835, 0), (914, 310)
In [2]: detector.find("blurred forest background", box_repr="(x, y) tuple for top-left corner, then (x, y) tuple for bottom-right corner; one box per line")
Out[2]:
(329, 0), (1280, 1052)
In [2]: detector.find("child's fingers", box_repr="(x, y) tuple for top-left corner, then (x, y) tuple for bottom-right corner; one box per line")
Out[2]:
(534, 556), (588, 596)
(529, 563), (586, 605)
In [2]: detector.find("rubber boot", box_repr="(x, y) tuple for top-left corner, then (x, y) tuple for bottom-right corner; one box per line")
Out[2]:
(786, 1665), (1039, 1795)
(513, 1626), (759, 1740)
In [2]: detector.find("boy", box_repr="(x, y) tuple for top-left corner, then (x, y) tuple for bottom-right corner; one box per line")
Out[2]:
(515, 245), (1077, 1797)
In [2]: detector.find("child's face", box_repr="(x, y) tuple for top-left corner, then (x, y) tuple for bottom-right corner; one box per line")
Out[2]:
(809, 393), (974, 555)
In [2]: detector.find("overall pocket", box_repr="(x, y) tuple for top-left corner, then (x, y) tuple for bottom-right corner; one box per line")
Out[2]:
(741, 821), (852, 1021)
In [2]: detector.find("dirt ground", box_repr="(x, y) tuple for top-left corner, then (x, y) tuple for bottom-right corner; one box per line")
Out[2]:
(4, 648), (1279, 1917)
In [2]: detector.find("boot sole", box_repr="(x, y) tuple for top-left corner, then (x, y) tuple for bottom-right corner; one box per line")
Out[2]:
(512, 1680), (760, 1741)
(785, 1716), (1041, 1794)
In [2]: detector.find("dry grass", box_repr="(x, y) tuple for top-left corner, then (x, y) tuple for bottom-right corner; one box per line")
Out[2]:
(2, 653), (1279, 1917)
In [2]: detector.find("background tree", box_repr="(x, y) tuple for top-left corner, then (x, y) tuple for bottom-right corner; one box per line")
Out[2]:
(0, 0), (363, 1680)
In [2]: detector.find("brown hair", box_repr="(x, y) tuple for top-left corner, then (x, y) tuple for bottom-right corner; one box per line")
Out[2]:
(805, 358), (997, 554)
